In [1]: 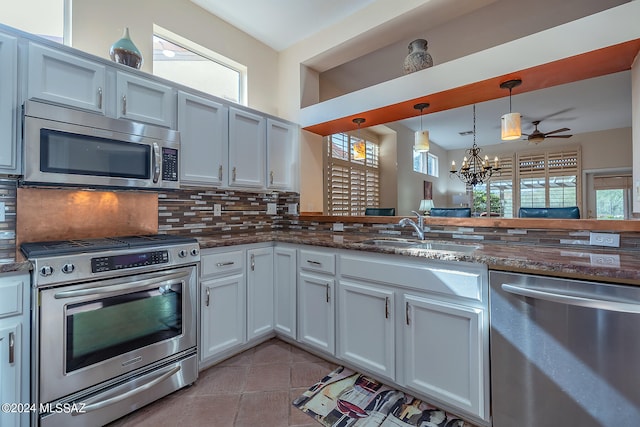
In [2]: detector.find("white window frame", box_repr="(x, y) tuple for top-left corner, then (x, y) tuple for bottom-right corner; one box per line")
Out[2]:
(413, 151), (438, 177)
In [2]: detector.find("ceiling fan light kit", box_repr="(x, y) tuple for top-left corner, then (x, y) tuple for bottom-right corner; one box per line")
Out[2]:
(500, 79), (522, 141)
(413, 102), (431, 152)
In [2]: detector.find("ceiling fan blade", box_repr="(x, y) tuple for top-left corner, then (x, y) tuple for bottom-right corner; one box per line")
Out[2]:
(543, 127), (570, 136)
(545, 134), (573, 138)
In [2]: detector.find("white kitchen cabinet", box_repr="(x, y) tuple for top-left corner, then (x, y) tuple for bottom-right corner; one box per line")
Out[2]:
(337, 280), (395, 381)
(177, 91), (228, 186)
(27, 42), (106, 114)
(116, 72), (174, 128)
(0, 32), (18, 174)
(246, 247), (274, 340)
(200, 274), (246, 361)
(298, 272), (335, 355)
(266, 118), (297, 190)
(0, 272), (30, 427)
(273, 246), (297, 339)
(228, 107), (266, 188)
(200, 249), (246, 364)
(403, 294), (485, 420)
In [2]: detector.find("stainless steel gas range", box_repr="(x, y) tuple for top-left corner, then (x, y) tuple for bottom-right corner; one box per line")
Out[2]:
(23, 234), (200, 427)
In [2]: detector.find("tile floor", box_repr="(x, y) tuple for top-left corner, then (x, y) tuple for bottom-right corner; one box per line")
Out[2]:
(109, 339), (337, 427)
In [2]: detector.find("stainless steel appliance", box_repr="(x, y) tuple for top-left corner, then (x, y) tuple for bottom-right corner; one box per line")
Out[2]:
(490, 271), (640, 427)
(22, 100), (180, 190)
(24, 234), (200, 427)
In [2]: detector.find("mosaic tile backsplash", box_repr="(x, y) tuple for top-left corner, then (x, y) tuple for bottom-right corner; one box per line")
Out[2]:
(0, 179), (17, 262)
(158, 187), (300, 235)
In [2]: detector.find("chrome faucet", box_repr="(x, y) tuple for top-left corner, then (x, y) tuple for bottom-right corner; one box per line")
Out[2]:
(398, 211), (425, 240)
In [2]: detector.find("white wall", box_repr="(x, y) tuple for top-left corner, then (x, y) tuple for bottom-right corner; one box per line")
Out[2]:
(70, 0), (280, 115)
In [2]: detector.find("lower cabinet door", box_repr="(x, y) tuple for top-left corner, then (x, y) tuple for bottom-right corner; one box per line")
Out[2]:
(298, 273), (334, 354)
(247, 247), (274, 340)
(274, 247), (297, 338)
(403, 294), (486, 420)
(0, 323), (20, 427)
(338, 280), (395, 380)
(200, 274), (246, 361)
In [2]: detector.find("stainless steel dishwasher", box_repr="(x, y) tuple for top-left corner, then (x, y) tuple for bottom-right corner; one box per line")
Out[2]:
(490, 271), (640, 427)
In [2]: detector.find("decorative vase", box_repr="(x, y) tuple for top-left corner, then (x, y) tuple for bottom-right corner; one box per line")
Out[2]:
(403, 39), (433, 74)
(109, 27), (143, 69)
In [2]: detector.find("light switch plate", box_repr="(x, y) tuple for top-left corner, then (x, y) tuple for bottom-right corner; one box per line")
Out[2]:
(288, 203), (298, 215)
(267, 203), (277, 215)
(213, 204), (222, 217)
(0, 202), (4, 222)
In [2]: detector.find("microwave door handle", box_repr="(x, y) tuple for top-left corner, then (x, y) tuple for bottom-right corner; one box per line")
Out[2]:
(78, 365), (181, 414)
(152, 142), (161, 183)
(54, 270), (190, 299)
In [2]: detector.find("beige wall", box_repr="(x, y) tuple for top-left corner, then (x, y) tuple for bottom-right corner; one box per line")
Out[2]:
(70, 0), (279, 115)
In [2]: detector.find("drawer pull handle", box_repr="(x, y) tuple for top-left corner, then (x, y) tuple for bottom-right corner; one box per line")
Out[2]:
(307, 260), (322, 266)
(216, 261), (235, 267)
(9, 332), (15, 364)
(205, 287), (211, 307)
(385, 297), (390, 319)
(325, 283), (330, 303)
(405, 302), (410, 325)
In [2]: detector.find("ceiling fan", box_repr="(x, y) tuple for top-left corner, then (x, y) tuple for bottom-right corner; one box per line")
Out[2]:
(523, 120), (572, 144)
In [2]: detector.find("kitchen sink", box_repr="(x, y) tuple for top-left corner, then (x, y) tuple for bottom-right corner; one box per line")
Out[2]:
(358, 238), (479, 253)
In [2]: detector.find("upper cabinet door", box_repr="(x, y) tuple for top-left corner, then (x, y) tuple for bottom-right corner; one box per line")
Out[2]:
(116, 72), (174, 128)
(267, 118), (297, 191)
(27, 42), (106, 114)
(178, 92), (228, 186)
(0, 33), (18, 173)
(228, 107), (266, 188)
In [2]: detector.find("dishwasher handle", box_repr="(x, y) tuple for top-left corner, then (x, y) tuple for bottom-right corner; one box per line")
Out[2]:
(501, 283), (640, 314)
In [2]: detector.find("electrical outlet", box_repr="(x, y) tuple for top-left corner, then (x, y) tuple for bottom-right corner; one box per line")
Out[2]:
(589, 232), (620, 248)
(332, 223), (344, 232)
(213, 204), (222, 217)
(589, 253), (620, 268)
(0, 202), (4, 222)
(267, 203), (277, 215)
(288, 203), (298, 215)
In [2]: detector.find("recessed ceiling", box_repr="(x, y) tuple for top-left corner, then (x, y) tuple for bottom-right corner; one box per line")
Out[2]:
(190, 0), (376, 51)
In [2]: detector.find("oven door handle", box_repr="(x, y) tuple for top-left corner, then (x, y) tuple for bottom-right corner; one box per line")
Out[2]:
(54, 271), (190, 299)
(76, 365), (181, 415)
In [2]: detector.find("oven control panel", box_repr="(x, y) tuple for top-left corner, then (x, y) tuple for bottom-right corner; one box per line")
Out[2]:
(91, 250), (169, 273)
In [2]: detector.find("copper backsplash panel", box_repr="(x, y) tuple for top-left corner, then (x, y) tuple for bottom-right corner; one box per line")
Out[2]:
(17, 188), (158, 257)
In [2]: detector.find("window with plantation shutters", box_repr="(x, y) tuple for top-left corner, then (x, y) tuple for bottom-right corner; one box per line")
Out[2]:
(517, 148), (580, 210)
(326, 131), (380, 216)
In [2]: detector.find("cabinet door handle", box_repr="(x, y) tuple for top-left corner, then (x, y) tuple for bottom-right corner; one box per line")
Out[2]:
(385, 297), (390, 319)
(405, 302), (410, 325)
(205, 287), (210, 307)
(122, 94), (127, 115)
(216, 261), (235, 267)
(218, 165), (223, 181)
(232, 167), (237, 182)
(250, 254), (255, 271)
(307, 260), (322, 266)
(97, 87), (103, 109)
(9, 332), (15, 364)
(270, 170), (274, 185)
(325, 283), (330, 303)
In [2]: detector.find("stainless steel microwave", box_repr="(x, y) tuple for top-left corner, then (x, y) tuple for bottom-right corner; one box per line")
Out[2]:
(22, 100), (180, 190)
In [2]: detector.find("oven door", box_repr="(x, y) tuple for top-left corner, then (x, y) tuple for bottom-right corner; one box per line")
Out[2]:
(37, 265), (197, 403)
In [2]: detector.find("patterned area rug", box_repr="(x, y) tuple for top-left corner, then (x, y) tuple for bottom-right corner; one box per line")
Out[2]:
(292, 367), (477, 427)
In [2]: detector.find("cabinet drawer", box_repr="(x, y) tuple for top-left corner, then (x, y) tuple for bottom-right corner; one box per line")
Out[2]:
(300, 250), (335, 275)
(201, 251), (244, 277)
(0, 278), (23, 318)
(340, 254), (485, 303)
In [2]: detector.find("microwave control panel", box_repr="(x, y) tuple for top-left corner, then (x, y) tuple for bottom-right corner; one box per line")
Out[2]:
(162, 148), (178, 181)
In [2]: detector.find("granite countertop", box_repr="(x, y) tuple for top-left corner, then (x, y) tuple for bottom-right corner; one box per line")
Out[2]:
(0, 260), (33, 274)
(198, 231), (640, 285)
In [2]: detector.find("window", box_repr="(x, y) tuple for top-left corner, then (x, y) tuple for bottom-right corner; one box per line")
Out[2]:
(518, 149), (580, 210)
(152, 26), (247, 104)
(594, 175), (632, 219)
(326, 131), (380, 216)
(472, 155), (514, 217)
(413, 151), (438, 177)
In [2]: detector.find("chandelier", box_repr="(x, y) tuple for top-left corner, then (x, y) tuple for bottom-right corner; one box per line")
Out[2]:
(450, 105), (501, 187)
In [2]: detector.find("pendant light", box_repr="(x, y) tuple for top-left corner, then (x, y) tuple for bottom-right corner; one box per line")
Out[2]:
(500, 79), (522, 141)
(352, 118), (366, 160)
(413, 103), (430, 152)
